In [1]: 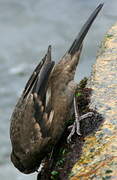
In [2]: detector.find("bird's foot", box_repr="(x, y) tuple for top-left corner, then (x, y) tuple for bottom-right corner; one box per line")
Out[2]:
(67, 120), (80, 143)
(67, 96), (94, 143)
(36, 161), (45, 180)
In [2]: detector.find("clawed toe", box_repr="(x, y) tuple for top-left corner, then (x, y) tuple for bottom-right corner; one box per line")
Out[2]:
(80, 112), (94, 120)
(67, 121), (81, 143)
(67, 96), (94, 143)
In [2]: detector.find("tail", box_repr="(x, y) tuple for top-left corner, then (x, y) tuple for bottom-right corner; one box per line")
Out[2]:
(68, 3), (103, 55)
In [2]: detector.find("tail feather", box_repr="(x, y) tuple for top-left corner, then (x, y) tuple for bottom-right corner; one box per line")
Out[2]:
(68, 3), (103, 55)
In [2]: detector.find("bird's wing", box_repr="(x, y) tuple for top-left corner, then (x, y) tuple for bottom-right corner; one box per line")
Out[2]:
(23, 45), (54, 99)
(68, 3), (103, 56)
(22, 46), (54, 134)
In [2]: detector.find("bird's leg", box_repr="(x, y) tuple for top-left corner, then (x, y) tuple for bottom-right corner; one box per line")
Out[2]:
(67, 96), (94, 143)
(67, 96), (81, 143)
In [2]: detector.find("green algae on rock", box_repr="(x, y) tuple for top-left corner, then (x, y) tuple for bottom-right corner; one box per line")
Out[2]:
(70, 23), (117, 180)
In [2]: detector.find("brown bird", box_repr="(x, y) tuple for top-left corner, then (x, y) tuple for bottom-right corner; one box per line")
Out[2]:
(10, 4), (103, 174)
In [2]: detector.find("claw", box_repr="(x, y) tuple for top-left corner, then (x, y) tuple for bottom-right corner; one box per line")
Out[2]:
(80, 112), (94, 120)
(67, 122), (76, 143)
(67, 97), (94, 143)
(67, 96), (81, 143)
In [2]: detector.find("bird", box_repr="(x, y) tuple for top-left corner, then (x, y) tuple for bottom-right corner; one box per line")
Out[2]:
(10, 4), (103, 175)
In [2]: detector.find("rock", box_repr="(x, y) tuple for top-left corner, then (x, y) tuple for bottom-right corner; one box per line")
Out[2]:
(37, 24), (117, 180)
(70, 23), (117, 180)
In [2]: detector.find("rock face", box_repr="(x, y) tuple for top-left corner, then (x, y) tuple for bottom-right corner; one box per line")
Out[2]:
(70, 24), (117, 179)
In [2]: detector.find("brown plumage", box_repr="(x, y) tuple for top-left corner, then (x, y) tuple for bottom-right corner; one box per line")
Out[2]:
(10, 4), (103, 174)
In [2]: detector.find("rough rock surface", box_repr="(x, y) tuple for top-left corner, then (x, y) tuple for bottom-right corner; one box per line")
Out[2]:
(70, 24), (117, 179)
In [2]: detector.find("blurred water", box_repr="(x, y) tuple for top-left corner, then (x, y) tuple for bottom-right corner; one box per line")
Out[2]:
(0, 0), (117, 179)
